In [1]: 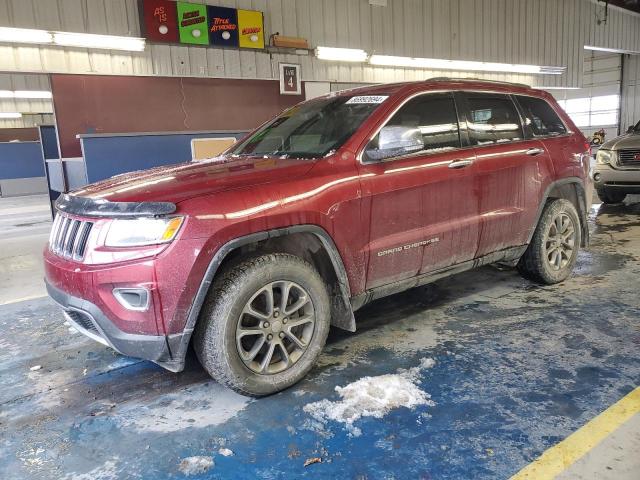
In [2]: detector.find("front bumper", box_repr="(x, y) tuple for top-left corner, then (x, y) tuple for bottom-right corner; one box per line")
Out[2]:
(594, 164), (640, 193)
(46, 280), (186, 371)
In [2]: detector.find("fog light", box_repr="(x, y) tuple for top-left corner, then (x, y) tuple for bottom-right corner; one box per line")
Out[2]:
(113, 288), (150, 311)
(594, 172), (601, 182)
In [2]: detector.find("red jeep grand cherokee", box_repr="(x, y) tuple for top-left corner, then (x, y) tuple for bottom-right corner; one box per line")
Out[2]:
(45, 79), (592, 396)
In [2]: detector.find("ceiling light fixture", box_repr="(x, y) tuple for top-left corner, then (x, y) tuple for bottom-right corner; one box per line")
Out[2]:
(0, 90), (53, 99)
(584, 45), (640, 55)
(0, 112), (23, 119)
(369, 54), (565, 75)
(315, 46), (368, 62)
(53, 32), (146, 51)
(0, 27), (145, 52)
(532, 86), (581, 90)
(0, 27), (52, 44)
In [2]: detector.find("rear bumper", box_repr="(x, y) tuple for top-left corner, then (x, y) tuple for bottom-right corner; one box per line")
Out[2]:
(46, 280), (186, 371)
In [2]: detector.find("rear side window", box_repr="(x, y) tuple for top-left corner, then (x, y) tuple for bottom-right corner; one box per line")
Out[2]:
(515, 95), (567, 137)
(465, 93), (523, 145)
(384, 94), (461, 152)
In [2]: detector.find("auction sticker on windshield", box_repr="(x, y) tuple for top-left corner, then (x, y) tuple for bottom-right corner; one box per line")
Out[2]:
(346, 95), (389, 104)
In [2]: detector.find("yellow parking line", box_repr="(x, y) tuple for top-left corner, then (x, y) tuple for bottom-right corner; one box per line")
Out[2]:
(0, 294), (47, 306)
(511, 387), (640, 480)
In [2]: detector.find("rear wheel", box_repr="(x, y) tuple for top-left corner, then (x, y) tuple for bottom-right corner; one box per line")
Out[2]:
(517, 199), (581, 284)
(193, 253), (330, 396)
(596, 189), (626, 204)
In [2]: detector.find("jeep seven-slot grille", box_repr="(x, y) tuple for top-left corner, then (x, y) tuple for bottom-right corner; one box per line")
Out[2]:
(618, 149), (640, 168)
(49, 213), (93, 260)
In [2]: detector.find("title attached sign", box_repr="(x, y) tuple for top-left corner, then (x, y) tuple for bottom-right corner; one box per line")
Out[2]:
(208, 6), (239, 47)
(141, 0), (264, 50)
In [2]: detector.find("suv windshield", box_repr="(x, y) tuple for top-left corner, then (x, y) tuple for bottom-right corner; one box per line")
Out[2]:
(231, 94), (389, 159)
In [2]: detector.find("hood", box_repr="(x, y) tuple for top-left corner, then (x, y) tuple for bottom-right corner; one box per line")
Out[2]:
(71, 156), (317, 204)
(601, 131), (640, 151)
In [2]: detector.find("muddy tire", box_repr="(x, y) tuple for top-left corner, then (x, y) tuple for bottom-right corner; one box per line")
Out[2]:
(596, 189), (626, 204)
(517, 199), (581, 285)
(193, 253), (330, 397)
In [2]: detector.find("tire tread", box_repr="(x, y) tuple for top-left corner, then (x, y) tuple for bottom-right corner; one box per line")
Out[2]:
(193, 253), (328, 397)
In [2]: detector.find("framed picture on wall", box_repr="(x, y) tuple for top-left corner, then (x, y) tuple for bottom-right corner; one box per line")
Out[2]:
(279, 63), (301, 96)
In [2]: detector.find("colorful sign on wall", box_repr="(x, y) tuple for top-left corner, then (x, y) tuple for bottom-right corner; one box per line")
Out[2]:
(237, 9), (265, 49)
(141, 1), (264, 50)
(208, 6), (239, 48)
(141, 0), (179, 43)
(177, 2), (209, 45)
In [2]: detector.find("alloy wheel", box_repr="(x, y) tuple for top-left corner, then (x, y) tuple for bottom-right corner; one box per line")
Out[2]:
(236, 280), (315, 375)
(544, 212), (576, 271)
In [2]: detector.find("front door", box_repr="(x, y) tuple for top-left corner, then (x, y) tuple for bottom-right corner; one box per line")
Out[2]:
(358, 92), (480, 290)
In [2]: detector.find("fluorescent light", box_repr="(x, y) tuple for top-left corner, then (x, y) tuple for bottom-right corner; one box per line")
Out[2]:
(0, 90), (52, 99)
(0, 27), (52, 44)
(532, 86), (581, 90)
(53, 32), (145, 51)
(584, 45), (640, 55)
(0, 112), (22, 119)
(0, 26), (145, 52)
(315, 46), (368, 62)
(369, 54), (565, 75)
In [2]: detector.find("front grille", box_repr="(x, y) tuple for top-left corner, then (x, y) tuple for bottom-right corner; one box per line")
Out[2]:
(617, 149), (640, 168)
(49, 213), (94, 260)
(66, 310), (99, 334)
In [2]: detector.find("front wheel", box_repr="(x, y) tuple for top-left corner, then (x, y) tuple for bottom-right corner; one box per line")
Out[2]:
(193, 253), (330, 396)
(517, 199), (581, 284)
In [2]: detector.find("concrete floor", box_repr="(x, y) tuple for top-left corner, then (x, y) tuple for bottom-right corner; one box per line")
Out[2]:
(0, 194), (639, 479)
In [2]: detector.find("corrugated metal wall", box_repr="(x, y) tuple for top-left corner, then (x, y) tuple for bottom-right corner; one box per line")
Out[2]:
(621, 54), (640, 132)
(0, 0), (639, 88)
(0, 73), (53, 128)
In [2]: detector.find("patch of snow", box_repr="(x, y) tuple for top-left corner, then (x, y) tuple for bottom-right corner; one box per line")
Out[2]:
(106, 356), (138, 370)
(218, 447), (233, 457)
(303, 358), (436, 436)
(63, 459), (119, 480)
(29, 365), (42, 371)
(178, 456), (214, 476)
(115, 383), (251, 433)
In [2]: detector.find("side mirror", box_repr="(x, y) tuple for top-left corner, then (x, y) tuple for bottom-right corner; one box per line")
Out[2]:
(627, 125), (635, 134)
(365, 125), (424, 162)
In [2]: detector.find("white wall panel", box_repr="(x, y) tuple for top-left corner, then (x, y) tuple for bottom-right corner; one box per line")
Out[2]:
(0, 0), (639, 89)
(0, 113), (54, 128)
(621, 54), (640, 133)
(0, 73), (53, 116)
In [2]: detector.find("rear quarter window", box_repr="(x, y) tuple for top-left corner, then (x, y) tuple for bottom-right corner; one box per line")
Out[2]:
(515, 95), (567, 137)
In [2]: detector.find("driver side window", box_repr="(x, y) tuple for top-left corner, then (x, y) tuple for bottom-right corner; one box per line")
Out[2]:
(365, 93), (462, 161)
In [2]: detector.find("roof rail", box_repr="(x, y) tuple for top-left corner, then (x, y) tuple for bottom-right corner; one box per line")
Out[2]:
(426, 77), (531, 89)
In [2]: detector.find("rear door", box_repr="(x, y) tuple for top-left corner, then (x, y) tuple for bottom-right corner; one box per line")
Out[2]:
(357, 92), (479, 290)
(458, 91), (551, 256)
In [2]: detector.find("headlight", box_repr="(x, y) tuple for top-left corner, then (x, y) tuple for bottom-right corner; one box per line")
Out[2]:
(105, 217), (184, 247)
(596, 149), (614, 165)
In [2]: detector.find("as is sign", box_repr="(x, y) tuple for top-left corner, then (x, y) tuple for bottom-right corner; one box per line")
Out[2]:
(279, 63), (301, 96)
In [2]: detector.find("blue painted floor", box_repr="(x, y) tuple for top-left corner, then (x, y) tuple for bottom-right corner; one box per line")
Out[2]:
(1, 200), (639, 479)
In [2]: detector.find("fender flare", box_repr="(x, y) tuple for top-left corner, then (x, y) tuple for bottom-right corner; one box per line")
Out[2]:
(528, 177), (589, 247)
(167, 225), (355, 369)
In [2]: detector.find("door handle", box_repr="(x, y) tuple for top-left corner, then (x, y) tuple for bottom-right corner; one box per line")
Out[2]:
(526, 147), (544, 156)
(448, 159), (473, 169)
